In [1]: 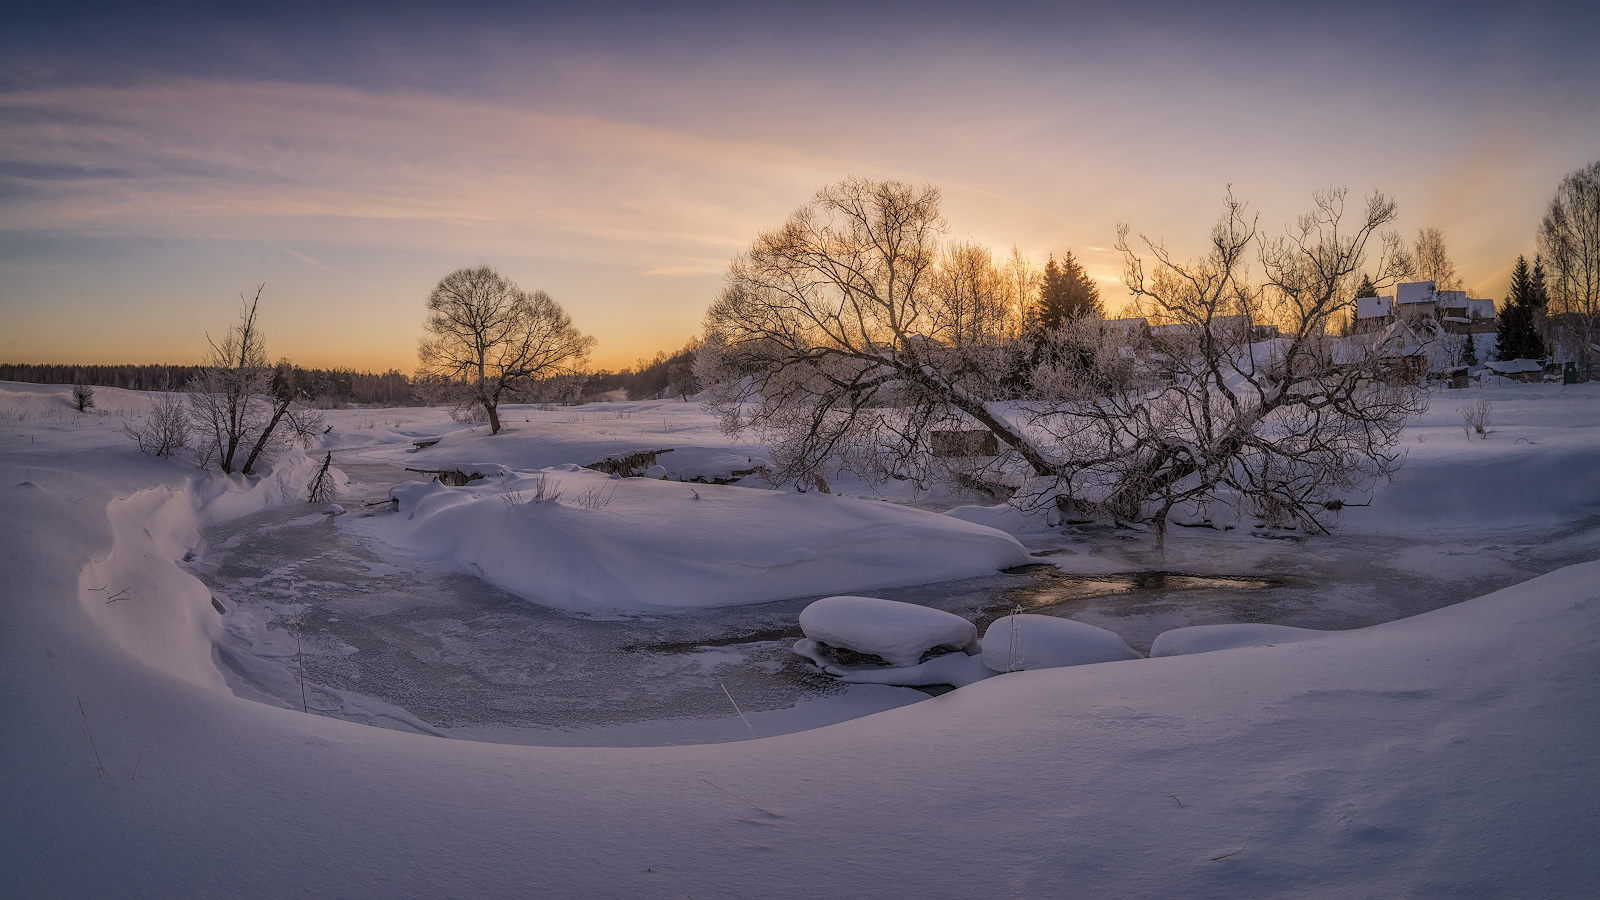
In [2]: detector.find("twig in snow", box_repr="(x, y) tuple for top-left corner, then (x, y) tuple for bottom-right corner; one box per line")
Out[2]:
(104, 587), (130, 604)
(292, 584), (309, 713)
(77, 698), (108, 780)
(1170, 795), (1183, 806)
(720, 682), (755, 738)
(701, 779), (777, 818)
(1210, 847), (1244, 861)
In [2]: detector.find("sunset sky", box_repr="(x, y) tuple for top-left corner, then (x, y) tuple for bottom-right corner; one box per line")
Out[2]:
(3, 1), (1597, 373)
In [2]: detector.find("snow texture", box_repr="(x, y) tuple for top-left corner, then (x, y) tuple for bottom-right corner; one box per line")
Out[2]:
(980, 613), (1143, 671)
(357, 467), (1029, 612)
(5, 382), (1600, 898)
(1150, 622), (1329, 657)
(798, 595), (979, 666)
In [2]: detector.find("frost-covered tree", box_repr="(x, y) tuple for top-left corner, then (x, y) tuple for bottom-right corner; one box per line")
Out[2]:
(1538, 161), (1600, 371)
(417, 266), (595, 434)
(124, 392), (191, 458)
(190, 288), (281, 475)
(700, 179), (1426, 537)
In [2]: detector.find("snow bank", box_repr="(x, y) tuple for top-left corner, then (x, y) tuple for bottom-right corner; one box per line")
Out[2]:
(981, 614), (1142, 672)
(1150, 622), (1328, 657)
(944, 502), (1055, 534)
(355, 466), (1030, 612)
(797, 595), (979, 666)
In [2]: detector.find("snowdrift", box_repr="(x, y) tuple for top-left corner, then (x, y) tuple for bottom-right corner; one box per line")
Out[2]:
(353, 465), (1032, 612)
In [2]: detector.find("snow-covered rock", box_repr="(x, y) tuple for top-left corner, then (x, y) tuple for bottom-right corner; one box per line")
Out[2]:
(980, 614), (1141, 672)
(798, 596), (979, 667)
(1150, 622), (1328, 657)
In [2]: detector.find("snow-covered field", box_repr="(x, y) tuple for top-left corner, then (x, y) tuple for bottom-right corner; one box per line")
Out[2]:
(3, 379), (1598, 897)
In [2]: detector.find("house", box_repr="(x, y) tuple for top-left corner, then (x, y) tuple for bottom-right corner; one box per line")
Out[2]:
(1102, 317), (1149, 339)
(1395, 281), (1438, 322)
(1354, 295), (1395, 332)
(1375, 320), (1428, 380)
(1357, 281), (1497, 335)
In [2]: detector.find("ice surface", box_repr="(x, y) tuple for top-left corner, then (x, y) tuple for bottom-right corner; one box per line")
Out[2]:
(980, 613), (1142, 671)
(1149, 622), (1328, 657)
(798, 595), (979, 666)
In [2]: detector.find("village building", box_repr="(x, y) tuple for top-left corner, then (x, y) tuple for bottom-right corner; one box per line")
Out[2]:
(1354, 281), (1497, 335)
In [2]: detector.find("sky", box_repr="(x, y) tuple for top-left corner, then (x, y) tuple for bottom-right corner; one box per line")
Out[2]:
(2, 1), (1597, 373)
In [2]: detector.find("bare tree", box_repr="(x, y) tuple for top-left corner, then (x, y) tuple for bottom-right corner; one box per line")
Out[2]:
(700, 177), (1053, 491)
(1538, 160), (1600, 371)
(1040, 188), (1423, 538)
(124, 392), (190, 458)
(701, 179), (1426, 540)
(417, 266), (595, 434)
(190, 288), (277, 474)
(1414, 226), (1461, 292)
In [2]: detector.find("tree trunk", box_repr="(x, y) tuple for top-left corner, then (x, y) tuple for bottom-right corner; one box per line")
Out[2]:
(241, 397), (291, 476)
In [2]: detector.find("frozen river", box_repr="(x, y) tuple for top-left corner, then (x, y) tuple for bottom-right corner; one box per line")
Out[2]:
(191, 459), (1600, 746)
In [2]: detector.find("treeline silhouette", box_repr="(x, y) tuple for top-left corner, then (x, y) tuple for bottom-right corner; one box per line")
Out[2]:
(581, 340), (699, 401)
(0, 363), (416, 406)
(2, 341), (701, 406)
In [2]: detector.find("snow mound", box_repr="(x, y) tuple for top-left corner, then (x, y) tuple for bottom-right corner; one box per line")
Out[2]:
(944, 503), (1055, 534)
(356, 467), (1030, 612)
(1150, 622), (1328, 657)
(980, 614), (1142, 672)
(798, 596), (979, 667)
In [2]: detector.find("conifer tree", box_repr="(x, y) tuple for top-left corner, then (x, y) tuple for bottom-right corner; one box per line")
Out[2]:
(1355, 274), (1378, 298)
(1496, 256), (1547, 361)
(1036, 252), (1101, 331)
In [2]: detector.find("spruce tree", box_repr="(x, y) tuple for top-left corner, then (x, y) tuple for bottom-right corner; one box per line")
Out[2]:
(1037, 252), (1102, 332)
(1496, 255), (1547, 361)
(1354, 274), (1378, 298)
(1462, 331), (1478, 366)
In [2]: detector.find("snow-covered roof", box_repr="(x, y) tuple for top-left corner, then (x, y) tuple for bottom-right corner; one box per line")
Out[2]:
(1396, 281), (1436, 305)
(1103, 317), (1148, 331)
(1486, 359), (1544, 374)
(1467, 297), (1496, 319)
(1376, 319), (1425, 357)
(1149, 323), (1194, 336)
(1356, 295), (1394, 319)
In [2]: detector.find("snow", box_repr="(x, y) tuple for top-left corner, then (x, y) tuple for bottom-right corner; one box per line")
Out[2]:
(4, 381), (1600, 897)
(1486, 358), (1544, 374)
(819, 649), (995, 687)
(1150, 623), (1328, 657)
(356, 467), (1029, 613)
(797, 595), (979, 666)
(981, 613), (1142, 671)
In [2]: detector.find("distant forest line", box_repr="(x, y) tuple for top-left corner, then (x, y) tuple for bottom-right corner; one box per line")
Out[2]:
(0, 341), (698, 407)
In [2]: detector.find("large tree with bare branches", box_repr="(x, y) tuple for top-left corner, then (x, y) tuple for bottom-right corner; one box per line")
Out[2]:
(700, 178), (1426, 537)
(417, 266), (595, 434)
(1538, 160), (1600, 370)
